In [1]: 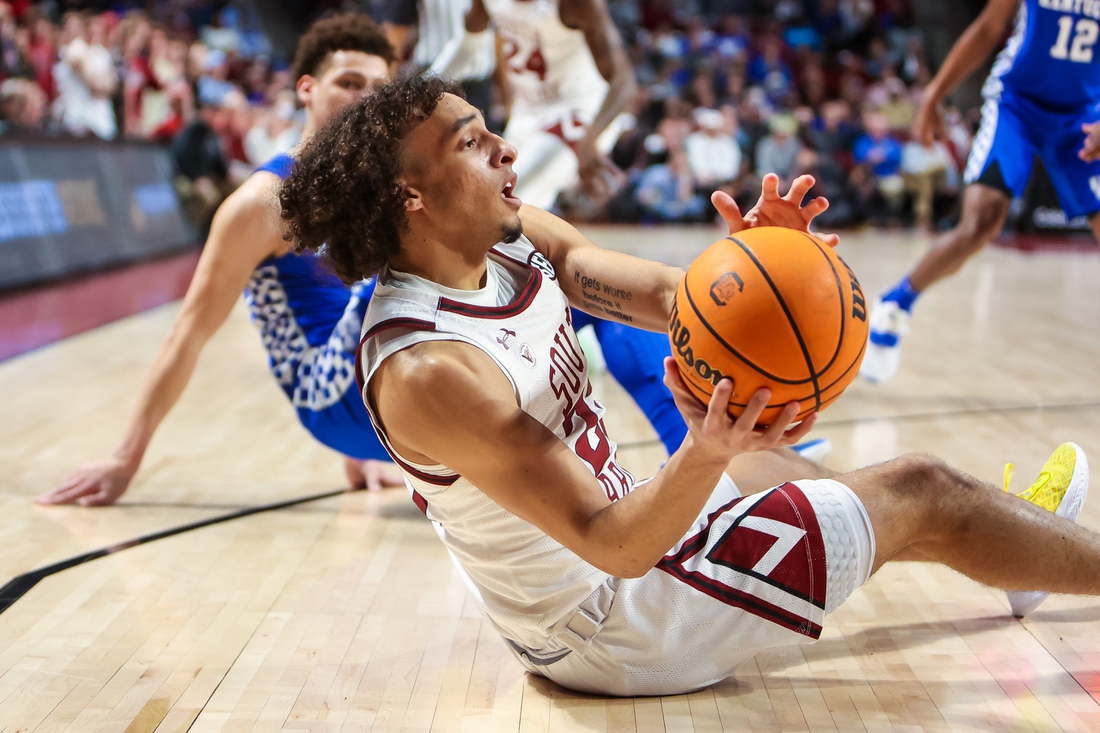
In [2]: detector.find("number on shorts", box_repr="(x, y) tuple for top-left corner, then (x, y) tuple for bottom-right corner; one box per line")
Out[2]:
(1051, 15), (1098, 63)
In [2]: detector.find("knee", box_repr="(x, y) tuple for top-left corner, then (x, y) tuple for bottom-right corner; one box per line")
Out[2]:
(880, 453), (973, 506)
(955, 201), (1009, 250)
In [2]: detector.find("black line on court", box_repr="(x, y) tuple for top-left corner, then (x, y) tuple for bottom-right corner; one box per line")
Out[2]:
(0, 486), (353, 617)
(616, 399), (1100, 450)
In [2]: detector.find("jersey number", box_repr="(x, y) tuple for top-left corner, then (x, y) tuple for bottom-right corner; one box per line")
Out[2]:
(1050, 16), (1098, 63)
(503, 39), (547, 81)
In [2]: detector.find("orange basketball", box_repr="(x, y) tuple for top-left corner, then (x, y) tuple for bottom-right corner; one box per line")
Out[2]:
(668, 227), (868, 426)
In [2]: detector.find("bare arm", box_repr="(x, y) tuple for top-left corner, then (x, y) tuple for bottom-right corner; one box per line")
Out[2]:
(519, 174), (838, 333)
(560, 0), (637, 195)
(36, 175), (286, 506)
(520, 203), (681, 332)
(914, 0), (1019, 145)
(466, 0), (490, 32)
(371, 342), (811, 578)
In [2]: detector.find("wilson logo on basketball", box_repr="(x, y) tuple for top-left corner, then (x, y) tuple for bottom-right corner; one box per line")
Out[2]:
(669, 299), (728, 388)
(841, 258), (867, 322)
(709, 272), (744, 306)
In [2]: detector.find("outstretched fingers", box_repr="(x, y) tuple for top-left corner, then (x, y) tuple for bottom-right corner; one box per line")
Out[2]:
(712, 190), (745, 234)
(760, 172), (781, 201)
(784, 174), (817, 203)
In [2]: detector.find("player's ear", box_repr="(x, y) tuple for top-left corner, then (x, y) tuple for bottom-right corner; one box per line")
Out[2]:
(402, 182), (423, 213)
(296, 75), (314, 108)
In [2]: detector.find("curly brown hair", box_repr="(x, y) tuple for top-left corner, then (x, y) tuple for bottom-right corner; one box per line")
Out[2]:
(291, 13), (394, 81)
(280, 75), (465, 283)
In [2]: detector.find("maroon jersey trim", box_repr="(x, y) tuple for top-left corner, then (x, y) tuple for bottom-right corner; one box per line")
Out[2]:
(354, 317), (437, 395)
(438, 251), (542, 320)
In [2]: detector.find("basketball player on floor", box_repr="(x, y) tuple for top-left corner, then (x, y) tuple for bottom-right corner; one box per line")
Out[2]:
(36, 15), (406, 505)
(861, 0), (1100, 384)
(280, 77), (1097, 695)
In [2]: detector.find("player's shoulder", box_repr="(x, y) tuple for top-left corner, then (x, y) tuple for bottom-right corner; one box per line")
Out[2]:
(219, 171), (281, 221)
(210, 172), (286, 242)
(375, 339), (510, 402)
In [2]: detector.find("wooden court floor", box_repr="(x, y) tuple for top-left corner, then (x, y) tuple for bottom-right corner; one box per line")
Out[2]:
(2, 227), (1099, 732)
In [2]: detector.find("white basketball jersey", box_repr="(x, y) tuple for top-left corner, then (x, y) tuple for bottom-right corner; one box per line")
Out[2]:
(357, 237), (636, 651)
(486, 0), (608, 115)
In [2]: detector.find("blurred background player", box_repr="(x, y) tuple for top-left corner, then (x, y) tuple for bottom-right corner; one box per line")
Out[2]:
(381, 0), (496, 118)
(36, 14), (403, 506)
(861, 0), (1100, 384)
(432, 0), (636, 209)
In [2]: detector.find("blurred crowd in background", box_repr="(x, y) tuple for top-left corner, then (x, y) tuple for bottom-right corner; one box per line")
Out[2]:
(0, 0), (976, 230)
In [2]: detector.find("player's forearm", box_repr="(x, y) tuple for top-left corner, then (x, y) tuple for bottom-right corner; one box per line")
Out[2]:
(925, 11), (1011, 103)
(521, 204), (680, 331)
(582, 438), (730, 577)
(564, 246), (682, 332)
(581, 66), (636, 149)
(113, 321), (209, 469)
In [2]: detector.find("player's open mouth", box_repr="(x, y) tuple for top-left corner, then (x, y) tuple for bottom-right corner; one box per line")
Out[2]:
(502, 176), (521, 206)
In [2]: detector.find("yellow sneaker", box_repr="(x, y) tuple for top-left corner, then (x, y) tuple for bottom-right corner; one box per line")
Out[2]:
(1003, 443), (1089, 618)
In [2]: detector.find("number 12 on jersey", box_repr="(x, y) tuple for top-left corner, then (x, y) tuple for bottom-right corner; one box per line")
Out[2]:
(1051, 15), (1098, 62)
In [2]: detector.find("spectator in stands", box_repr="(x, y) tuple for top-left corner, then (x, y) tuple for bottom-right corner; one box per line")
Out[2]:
(853, 109), (904, 221)
(635, 133), (706, 222)
(121, 16), (155, 137)
(244, 90), (299, 165)
(195, 47), (234, 106)
(755, 113), (801, 186)
(27, 16), (55, 100)
(0, 76), (45, 129)
(747, 35), (792, 102)
(52, 12), (117, 140)
(685, 106), (741, 192)
(901, 134), (956, 229)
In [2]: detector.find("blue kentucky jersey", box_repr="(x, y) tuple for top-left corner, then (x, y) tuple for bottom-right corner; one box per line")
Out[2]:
(992, 0), (1100, 108)
(243, 153), (387, 461)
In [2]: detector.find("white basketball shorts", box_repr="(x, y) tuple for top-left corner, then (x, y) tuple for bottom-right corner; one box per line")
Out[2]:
(511, 476), (876, 696)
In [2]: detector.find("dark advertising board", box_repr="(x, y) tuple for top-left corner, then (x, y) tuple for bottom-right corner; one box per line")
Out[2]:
(0, 140), (195, 291)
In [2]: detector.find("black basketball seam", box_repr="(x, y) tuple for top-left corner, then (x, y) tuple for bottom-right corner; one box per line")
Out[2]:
(797, 231), (846, 377)
(724, 338), (866, 411)
(727, 236), (822, 412)
(683, 281), (814, 386)
(726, 336), (871, 416)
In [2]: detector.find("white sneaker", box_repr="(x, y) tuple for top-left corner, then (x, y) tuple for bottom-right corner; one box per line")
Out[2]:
(792, 438), (832, 465)
(859, 298), (911, 384)
(1005, 443), (1090, 618)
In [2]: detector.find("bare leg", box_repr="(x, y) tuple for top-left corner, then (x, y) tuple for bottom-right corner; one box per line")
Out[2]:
(842, 455), (1100, 594)
(908, 184), (1011, 292)
(724, 447), (836, 496)
(1090, 211), (1100, 244)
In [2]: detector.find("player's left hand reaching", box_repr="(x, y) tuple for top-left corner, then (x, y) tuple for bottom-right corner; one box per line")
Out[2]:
(713, 173), (840, 247)
(1079, 121), (1100, 163)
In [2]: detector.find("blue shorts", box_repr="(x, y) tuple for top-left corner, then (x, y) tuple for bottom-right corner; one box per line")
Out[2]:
(296, 394), (390, 462)
(964, 89), (1100, 219)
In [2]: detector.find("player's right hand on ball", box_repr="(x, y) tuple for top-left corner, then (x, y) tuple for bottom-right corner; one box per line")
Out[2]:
(663, 358), (817, 461)
(35, 456), (135, 507)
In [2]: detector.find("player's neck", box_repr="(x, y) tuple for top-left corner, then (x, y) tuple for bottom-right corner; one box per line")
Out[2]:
(295, 109), (323, 152)
(389, 234), (492, 291)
